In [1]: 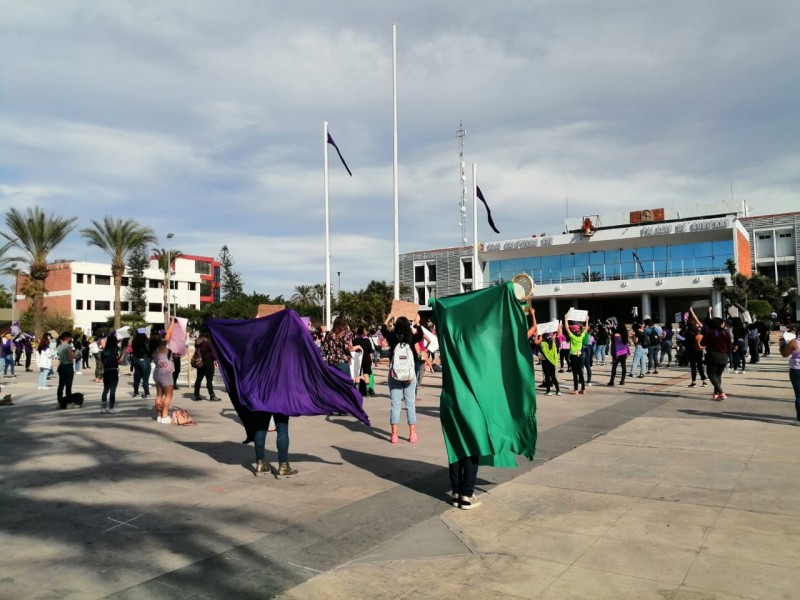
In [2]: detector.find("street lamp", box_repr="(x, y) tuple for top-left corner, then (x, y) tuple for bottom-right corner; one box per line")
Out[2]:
(166, 233), (174, 321)
(9, 262), (17, 324)
(337, 271), (341, 296)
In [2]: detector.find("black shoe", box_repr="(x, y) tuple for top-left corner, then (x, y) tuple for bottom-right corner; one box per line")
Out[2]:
(606, 382), (614, 386)
(209, 396), (221, 402)
(193, 395), (202, 401)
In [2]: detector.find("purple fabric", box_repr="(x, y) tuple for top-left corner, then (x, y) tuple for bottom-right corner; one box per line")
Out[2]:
(206, 310), (370, 431)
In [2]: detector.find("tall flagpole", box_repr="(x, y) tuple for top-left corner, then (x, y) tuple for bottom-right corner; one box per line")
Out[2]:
(392, 23), (400, 300)
(323, 121), (332, 329)
(472, 163), (479, 289)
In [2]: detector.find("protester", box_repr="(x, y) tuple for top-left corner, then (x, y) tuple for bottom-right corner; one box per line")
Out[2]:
(629, 323), (647, 378)
(564, 314), (589, 394)
(1, 333), (15, 378)
(352, 327), (374, 397)
(538, 327), (561, 396)
(779, 325), (800, 425)
(56, 332), (75, 406)
(253, 413), (299, 477)
(131, 330), (152, 398)
(607, 322), (630, 386)
(700, 315), (733, 400)
(152, 321), (176, 423)
(100, 334), (124, 414)
(322, 316), (355, 378)
(383, 316), (418, 444)
(661, 323), (674, 368)
(36, 334), (53, 389)
(193, 333), (219, 401)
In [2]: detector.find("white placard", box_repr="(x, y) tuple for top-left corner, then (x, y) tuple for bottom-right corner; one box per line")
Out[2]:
(115, 326), (131, 340)
(784, 332), (796, 342)
(421, 326), (439, 353)
(566, 308), (588, 322)
(537, 320), (559, 335)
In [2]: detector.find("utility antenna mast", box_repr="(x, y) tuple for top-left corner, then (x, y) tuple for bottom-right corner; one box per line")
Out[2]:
(456, 121), (467, 246)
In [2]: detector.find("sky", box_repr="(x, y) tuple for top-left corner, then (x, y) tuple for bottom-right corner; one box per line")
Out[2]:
(2, 1), (798, 299)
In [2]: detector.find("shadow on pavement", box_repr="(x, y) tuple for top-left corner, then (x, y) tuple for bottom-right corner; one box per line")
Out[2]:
(679, 408), (796, 425)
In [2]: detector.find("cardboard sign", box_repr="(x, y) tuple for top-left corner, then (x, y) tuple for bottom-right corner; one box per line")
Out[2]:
(537, 320), (559, 335)
(385, 300), (424, 325)
(566, 308), (588, 322)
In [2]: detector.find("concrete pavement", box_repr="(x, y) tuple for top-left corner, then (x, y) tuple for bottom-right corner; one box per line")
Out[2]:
(1, 353), (798, 599)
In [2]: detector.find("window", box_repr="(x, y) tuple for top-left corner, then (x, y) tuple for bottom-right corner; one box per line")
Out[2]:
(121, 277), (129, 287)
(86, 300), (92, 310)
(415, 286), (426, 305)
(462, 259), (473, 280)
(461, 283), (473, 293)
(120, 301), (129, 311)
(76, 274), (84, 283)
(86, 274), (92, 284)
(414, 265), (425, 282)
(149, 279), (160, 288)
(200, 282), (212, 297)
(148, 303), (163, 313)
(427, 263), (437, 282)
(777, 262), (796, 281)
(777, 230), (794, 257)
(189, 304), (197, 309)
(169, 280), (178, 290)
(75, 299), (83, 310)
(95, 300), (111, 310)
(95, 275), (111, 285)
(189, 282), (197, 291)
(195, 261), (211, 275)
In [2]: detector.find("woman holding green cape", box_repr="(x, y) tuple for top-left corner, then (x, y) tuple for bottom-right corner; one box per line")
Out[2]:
(429, 283), (538, 510)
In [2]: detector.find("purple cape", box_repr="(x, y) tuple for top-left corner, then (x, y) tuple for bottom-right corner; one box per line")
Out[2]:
(206, 310), (370, 436)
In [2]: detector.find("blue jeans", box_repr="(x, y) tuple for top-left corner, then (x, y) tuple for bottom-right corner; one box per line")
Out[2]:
(3, 355), (14, 376)
(647, 346), (660, 371)
(253, 413), (290, 463)
(389, 375), (417, 425)
(38, 367), (49, 388)
(594, 344), (607, 363)
(789, 369), (800, 421)
(133, 357), (151, 396)
(630, 346), (646, 376)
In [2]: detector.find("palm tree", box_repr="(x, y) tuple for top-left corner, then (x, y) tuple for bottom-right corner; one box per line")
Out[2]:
(291, 284), (314, 308)
(80, 217), (157, 329)
(153, 248), (183, 326)
(5, 207), (77, 337)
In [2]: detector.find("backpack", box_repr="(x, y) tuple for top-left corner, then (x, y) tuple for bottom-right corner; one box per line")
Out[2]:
(390, 342), (415, 382)
(641, 329), (652, 348)
(649, 328), (660, 347)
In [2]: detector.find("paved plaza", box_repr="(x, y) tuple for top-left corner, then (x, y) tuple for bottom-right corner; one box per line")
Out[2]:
(1, 354), (799, 599)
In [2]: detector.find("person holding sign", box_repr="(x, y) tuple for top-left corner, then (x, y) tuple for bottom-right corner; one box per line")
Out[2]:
(564, 313), (589, 395)
(779, 325), (800, 425)
(537, 322), (561, 396)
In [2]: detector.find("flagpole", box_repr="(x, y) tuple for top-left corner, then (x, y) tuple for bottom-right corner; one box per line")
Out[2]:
(472, 163), (479, 289)
(392, 22), (400, 300)
(324, 121), (332, 329)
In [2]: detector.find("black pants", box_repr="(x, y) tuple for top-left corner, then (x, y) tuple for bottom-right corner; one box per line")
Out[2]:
(570, 354), (585, 391)
(748, 339), (759, 363)
(689, 349), (707, 382)
(706, 351), (727, 394)
(57, 364), (74, 402)
(449, 456), (479, 497)
(194, 363), (215, 399)
(102, 368), (120, 407)
(609, 355), (627, 384)
(559, 349), (570, 370)
(541, 360), (559, 393)
(172, 355), (181, 387)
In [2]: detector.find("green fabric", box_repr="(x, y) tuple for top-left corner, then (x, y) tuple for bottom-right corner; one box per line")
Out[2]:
(540, 339), (558, 366)
(429, 283), (537, 468)
(566, 328), (583, 355)
(368, 372), (375, 392)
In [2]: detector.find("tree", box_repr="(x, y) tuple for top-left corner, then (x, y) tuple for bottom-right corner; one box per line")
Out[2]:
(290, 285), (314, 308)
(126, 243), (150, 320)
(332, 280), (397, 327)
(219, 245), (244, 301)
(5, 207), (77, 337)
(80, 217), (157, 329)
(153, 248), (183, 326)
(20, 306), (73, 335)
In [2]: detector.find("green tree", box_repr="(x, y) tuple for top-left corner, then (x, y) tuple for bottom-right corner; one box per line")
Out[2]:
(0, 284), (10, 309)
(290, 284), (314, 308)
(332, 280), (397, 327)
(5, 207), (77, 337)
(80, 217), (157, 329)
(126, 243), (150, 320)
(219, 245), (245, 301)
(153, 248), (183, 326)
(747, 299), (773, 321)
(20, 306), (73, 336)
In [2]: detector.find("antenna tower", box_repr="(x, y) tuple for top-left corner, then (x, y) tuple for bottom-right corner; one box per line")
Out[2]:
(456, 122), (467, 246)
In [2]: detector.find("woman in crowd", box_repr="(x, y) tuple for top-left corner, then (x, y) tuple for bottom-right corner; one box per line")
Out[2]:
(193, 332), (219, 401)
(538, 325), (561, 396)
(383, 316), (418, 444)
(629, 323), (647, 378)
(322, 316), (356, 377)
(779, 324), (800, 426)
(36, 334), (53, 389)
(702, 316), (733, 400)
(352, 327), (375, 396)
(100, 333), (124, 414)
(607, 322), (630, 386)
(131, 330), (152, 398)
(563, 314), (589, 395)
(661, 323), (674, 368)
(152, 321), (176, 422)
(687, 314), (708, 388)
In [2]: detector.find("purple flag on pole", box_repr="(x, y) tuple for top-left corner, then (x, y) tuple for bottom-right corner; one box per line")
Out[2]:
(327, 132), (352, 176)
(476, 186), (500, 234)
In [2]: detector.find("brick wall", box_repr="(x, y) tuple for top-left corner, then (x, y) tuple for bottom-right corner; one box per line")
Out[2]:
(736, 229), (752, 277)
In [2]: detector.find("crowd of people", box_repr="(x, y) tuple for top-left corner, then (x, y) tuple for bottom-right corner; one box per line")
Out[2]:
(528, 308), (799, 412)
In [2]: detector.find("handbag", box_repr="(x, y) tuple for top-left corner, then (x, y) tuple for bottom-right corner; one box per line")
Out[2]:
(191, 352), (203, 368)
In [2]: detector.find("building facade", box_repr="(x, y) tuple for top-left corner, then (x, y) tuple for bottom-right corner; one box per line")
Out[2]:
(400, 200), (795, 324)
(15, 254), (221, 334)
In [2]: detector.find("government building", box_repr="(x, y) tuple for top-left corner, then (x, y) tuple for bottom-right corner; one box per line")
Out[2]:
(400, 200), (799, 324)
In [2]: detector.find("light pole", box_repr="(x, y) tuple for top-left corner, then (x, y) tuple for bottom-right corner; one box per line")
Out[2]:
(166, 233), (174, 322)
(337, 271), (341, 296)
(9, 262), (17, 324)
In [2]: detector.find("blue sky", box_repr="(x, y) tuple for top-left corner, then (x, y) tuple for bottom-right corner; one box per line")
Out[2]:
(2, 1), (798, 298)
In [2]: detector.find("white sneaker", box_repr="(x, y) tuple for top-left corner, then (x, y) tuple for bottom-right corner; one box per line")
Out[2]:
(556, 391), (562, 396)
(107, 407), (119, 414)
(545, 391), (553, 396)
(100, 405), (109, 414)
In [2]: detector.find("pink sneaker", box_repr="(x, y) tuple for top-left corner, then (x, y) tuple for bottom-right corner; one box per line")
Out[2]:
(409, 432), (418, 444)
(390, 434), (399, 444)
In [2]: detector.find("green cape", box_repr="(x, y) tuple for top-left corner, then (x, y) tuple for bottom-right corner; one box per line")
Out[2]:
(429, 283), (537, 467)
